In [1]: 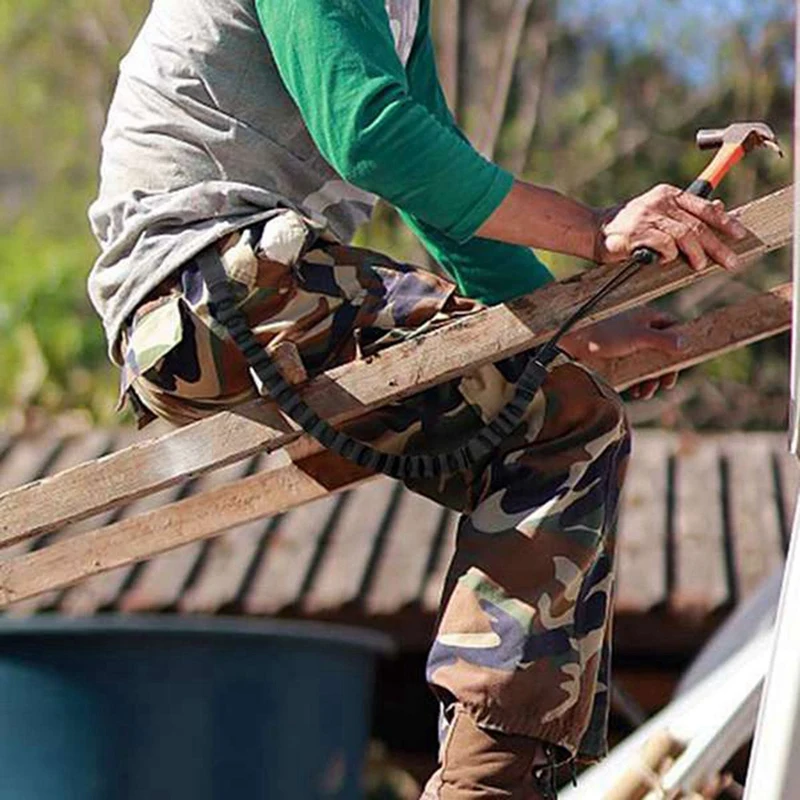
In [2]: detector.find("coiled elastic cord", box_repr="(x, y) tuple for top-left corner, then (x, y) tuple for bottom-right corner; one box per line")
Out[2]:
(198, 245), (652, 479)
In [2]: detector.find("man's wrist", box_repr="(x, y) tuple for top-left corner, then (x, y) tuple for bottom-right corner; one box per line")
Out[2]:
(591, 204), (625, 264)
(477, 180), (611, 261)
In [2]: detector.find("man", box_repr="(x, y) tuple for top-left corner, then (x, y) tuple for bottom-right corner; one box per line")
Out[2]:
(89, 1), (746, 797)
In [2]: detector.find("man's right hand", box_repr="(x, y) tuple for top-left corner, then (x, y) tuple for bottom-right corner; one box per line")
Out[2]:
(594, 184), (749, 271)
(475, 179), (749, 271)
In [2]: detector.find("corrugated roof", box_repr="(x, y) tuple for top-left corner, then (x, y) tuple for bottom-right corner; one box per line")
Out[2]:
(0, 428), (796, 653)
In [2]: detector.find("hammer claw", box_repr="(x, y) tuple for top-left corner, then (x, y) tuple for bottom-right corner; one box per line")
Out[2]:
(764, 139), (785, 158)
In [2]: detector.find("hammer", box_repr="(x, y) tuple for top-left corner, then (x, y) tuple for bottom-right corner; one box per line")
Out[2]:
(508, 121), (783, 433)
(628, 121), (782, 267)
(688, 121), (783, 198)
(537, 120), (784, 364)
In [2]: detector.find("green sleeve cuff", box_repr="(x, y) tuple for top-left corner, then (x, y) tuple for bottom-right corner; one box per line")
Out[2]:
(443, 166), (515, 244)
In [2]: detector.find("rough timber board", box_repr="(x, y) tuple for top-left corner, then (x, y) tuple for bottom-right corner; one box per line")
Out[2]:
(58, 482), (192, 615)
(0, 448), (373, 608)
(0, 187), (791, 550)
(0, 290), (795, 611)
(615, 431), (671, 613)
(118, 458), (255, 612)
(672, 437), (728, 613)
(0, 432), (792, 621)
(0, 295), (796, 610)
(589, 283), (792, 390)
(0, 430), (115, 616)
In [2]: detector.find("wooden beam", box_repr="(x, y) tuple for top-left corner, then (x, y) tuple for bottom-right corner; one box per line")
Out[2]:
(0, 282), (793, 608)
(0, 188), (791, 551)
(0, 448), (373, 608)
(584, 282), (793, 389)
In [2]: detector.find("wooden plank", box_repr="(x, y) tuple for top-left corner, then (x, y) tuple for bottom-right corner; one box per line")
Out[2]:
(1, 288), (794, 613)
(57, 483), (191, 616)
(721, 435), (786, 601)
(0, 448), (374, 608)
(0, 188), (789, 549)
(422, 512), (459, 613)
(587, 283), (793, 391)
(366, 489), (445, 615)
(672, 437), (729, 612)
(52, 426), (184, 616)
(119, 458), (255, 612)
(303, 479), (399, 614)
(2, 430), (115, 616)
(614, 431), (672, 614)
(244, 493), (345, 615)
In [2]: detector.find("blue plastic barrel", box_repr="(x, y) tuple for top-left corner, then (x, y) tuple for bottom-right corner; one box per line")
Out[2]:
(0, 616), (392, 800)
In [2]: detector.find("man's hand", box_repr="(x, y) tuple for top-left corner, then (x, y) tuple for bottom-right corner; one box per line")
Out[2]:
(475, 180), (749, 270)
(594, 184), (749, 271)
(560, 307), (684, 400)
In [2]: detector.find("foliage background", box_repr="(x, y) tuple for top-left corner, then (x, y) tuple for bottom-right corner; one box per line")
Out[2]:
(0, 0), (794, 432)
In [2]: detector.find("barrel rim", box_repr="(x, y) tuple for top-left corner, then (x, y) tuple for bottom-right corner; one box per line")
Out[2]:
(0, 613), (395, 655)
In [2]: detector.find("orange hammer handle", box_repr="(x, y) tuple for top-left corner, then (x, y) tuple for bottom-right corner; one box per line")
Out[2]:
(686, 142), (745, 198)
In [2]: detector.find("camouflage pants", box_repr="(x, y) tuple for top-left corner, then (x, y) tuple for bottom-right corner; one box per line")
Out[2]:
(121, 212), (631, 764)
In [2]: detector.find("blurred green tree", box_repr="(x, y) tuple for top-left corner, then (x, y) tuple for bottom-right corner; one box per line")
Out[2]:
(0, 0), (148, 425)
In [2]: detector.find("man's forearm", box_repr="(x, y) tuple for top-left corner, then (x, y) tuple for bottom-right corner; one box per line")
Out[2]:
(476, 180), (601, 261)
(477, 180), (747, 271)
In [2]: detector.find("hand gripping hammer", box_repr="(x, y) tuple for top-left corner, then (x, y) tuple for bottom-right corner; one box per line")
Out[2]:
(534, 121), (783, 364)
(688, 121), (783, 199)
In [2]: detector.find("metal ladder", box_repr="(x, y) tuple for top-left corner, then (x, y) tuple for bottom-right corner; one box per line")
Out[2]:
(741, 8), (800, 793)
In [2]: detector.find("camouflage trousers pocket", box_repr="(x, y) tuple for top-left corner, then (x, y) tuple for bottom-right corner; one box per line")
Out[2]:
(118, 224), (632, 765)
(118, 217), (460, 428)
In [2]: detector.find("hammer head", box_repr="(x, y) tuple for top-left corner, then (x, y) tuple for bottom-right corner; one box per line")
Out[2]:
(696, 122), (783, 156)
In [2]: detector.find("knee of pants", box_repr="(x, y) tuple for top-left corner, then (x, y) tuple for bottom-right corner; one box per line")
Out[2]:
(543, 360), (630, 449)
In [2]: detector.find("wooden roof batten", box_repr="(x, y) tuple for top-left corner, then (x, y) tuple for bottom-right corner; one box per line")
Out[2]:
(0, 431), (795, 651)
(0, 186), (793, 611)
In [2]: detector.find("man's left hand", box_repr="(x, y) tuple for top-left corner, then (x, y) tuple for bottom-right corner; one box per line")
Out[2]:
(560, 307), (684, 400)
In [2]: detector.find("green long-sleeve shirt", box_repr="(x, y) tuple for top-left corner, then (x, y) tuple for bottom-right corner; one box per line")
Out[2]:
(256, 0), (553, 303)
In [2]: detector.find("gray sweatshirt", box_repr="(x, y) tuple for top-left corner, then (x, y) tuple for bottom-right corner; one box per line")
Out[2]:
(89, 0), (419, 361)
